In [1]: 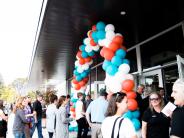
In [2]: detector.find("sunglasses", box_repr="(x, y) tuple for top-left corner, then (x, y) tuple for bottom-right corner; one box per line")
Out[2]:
(114, 92), (126, 101)
(149, 98), (159, 101)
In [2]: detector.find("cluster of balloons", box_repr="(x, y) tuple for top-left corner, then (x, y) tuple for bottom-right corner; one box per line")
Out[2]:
(71, 21), (140, 131)
(69, 94), (78, 132)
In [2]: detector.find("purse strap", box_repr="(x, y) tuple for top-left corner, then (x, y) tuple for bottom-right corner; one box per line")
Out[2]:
(111, 117), (124, 138)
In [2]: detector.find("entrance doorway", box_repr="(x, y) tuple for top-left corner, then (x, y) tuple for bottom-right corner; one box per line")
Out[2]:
(139, 67), (163, 98)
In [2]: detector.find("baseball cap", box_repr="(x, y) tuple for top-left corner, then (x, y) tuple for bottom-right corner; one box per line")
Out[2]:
(99, 88), (108, 96)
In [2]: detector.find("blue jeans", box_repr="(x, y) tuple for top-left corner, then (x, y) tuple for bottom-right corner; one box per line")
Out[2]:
(13, 131), (24, 138)
(31, 117), (43, 138)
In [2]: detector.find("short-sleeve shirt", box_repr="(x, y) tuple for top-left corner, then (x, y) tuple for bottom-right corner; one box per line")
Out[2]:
(170, 107), (184, 138)
(75, 100), (84, 120)
(86, 97), (108, 123)
(101, 116), (136, 138)
(142, 108), (170, 138)
(33, 100), (42, 119)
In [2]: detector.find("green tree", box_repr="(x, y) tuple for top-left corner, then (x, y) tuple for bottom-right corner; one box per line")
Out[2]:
(0, 85), (18, 103)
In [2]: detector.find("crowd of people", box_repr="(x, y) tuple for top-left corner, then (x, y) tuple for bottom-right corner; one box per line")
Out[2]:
(0, 78), (184, 138)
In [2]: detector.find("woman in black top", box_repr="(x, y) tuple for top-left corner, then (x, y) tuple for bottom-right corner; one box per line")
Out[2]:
(170, 79), (184, 138)
(142, 92), (170, 138)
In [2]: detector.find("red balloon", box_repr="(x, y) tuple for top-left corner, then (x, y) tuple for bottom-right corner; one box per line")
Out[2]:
(77, 51), (82, 58)
(108, 42), (120, 52)
(126, 91), (137, 99)
(122, 80), (135, 92)
(79, 58), (85, 65)
(113, 35), (124, 45)
(92, 25), (96, 31)
(72, 79), (78, 84)
(79, 80), (86, 87)
(90, 39), (97, 46)
(73, 112), (76, 118)
(83, 77), (89, 83)
(75, 84), (81, 90)
(84, 57), (91, 62)
(100, 47), (107, 57)
(104, 48), (114, 60)
(70, 107), (75, 112)
(128, 99), (138, 111)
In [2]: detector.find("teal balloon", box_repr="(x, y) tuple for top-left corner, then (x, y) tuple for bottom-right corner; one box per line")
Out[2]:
(74, 126), (78, 132)
(69, 126), (74, 131)
(96, 30), (106, 39)
(132, 118), (141, 131)
(115, 49), (126, 58)
(76, 75), (82, 81)
(94, 38), (98, 43)
(88, 51), (95, 57)
(71, 98), (78, 103)
(111, 56), (123, 67)
(96, 21), (106, 30)
(102, 60), (111, 71)
(106, 64), (118, 76)
(122, 59), (130, 64)
(74, 70), (79, 76)
(81, 51), (88, 58)
(81, 71), (88, 78)
(79, 45), (86, 51)
(123, 110), (133, 119)
(92, 31), (97, 40)
(132, 110), (140, 118)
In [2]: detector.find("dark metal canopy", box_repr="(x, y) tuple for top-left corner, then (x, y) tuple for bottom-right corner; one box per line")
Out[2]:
(28, 0), (184, 89)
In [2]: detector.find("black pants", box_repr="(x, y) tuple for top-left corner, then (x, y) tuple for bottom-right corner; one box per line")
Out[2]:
(76, 117), (89, 138)
(48, 132), (53, 138)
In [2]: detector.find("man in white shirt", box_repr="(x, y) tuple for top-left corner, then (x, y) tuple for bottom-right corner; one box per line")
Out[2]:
(86, 88), (108, 138)
(75, 92), (89, 138)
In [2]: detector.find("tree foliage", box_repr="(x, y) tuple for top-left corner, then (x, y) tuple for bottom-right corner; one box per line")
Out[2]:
(0, 85), (18, 103)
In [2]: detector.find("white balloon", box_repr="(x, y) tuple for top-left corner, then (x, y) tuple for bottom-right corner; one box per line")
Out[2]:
(118, 64), (130, 74)
(105, 24), (115, 32)
(77, 67), (84, 73)
(89, 60), (93, 65)
(82, 64), (89, 70)
(103, 39), (112, 48)
(85, 45), (93, 53)
(75, 60), (79, 66)
(83, 38), (90, 45)
(98, 39), (105, 46)
(114, 71), (127, 83)
(106, 31), (115, 40)
(116, 33), (123, 37)
(125, 74), (134, 80)
(92, 45), (100, 51)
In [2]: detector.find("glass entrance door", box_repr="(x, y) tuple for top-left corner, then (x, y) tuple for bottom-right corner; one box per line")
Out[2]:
(177, 54), (184, 80)
(140, 68), (163, 97)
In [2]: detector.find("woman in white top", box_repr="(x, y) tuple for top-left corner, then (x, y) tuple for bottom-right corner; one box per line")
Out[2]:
(46, 94), (58, 138)
(7, 104), (15, 138)
(101, 92), (137, 138)
(55, 96), (72, 138)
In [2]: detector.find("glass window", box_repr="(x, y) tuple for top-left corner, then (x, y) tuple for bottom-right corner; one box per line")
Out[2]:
(127, 49), (137, 73)
(140, 27), (184, 69)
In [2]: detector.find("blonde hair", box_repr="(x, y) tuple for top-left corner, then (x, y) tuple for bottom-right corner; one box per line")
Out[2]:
(149, 92), (164, 112)
(13, 97), (25, 113)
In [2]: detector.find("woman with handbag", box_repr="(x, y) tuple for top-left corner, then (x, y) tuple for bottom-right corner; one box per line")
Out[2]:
(101, 92), (137, 138)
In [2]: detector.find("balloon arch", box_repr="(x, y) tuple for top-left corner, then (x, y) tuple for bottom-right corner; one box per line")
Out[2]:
(70, 21), (140, 131)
